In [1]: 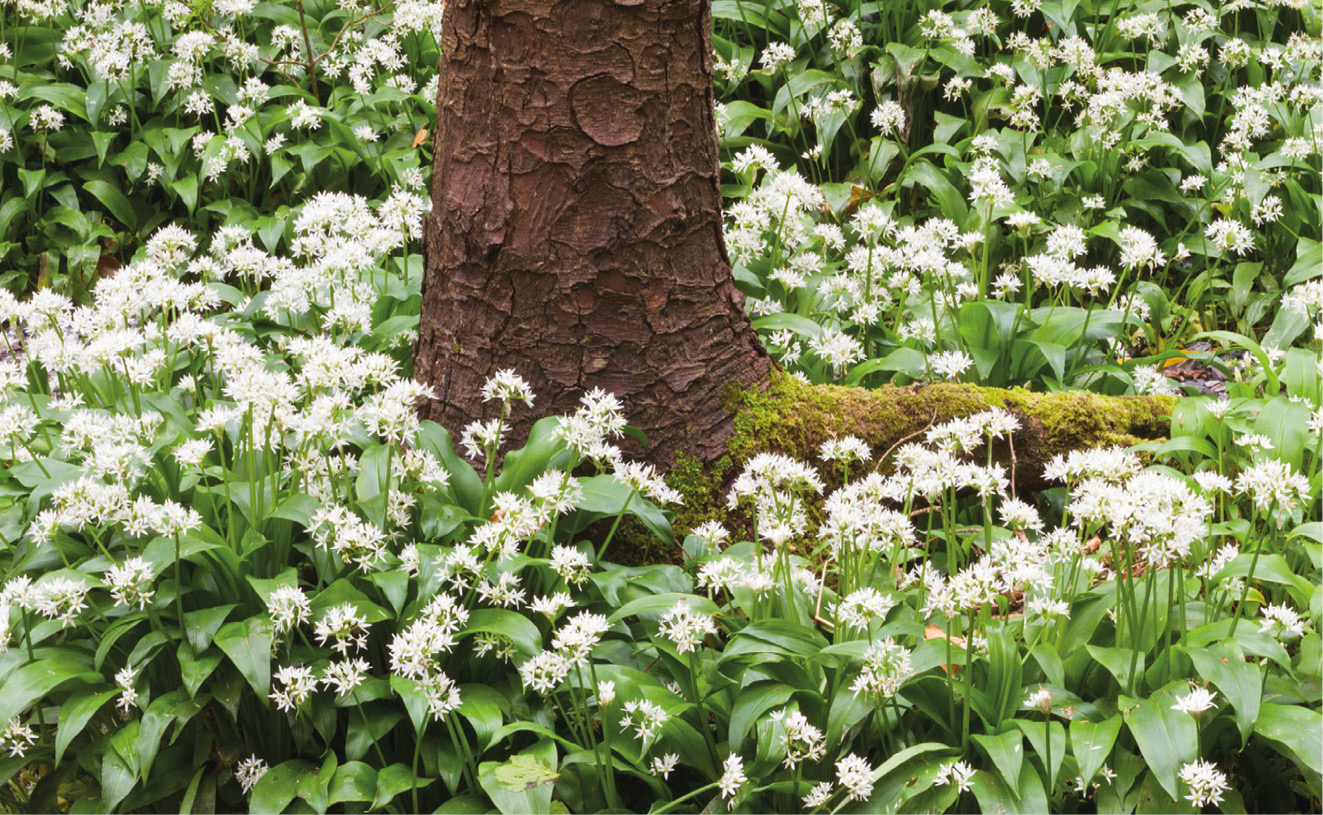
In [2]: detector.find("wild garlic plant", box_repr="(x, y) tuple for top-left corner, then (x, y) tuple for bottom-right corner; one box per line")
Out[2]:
(0, 205), (698, 812)
(666, 401), (1318, 813)
(0, 203), (1316, 812)
(0, 0), (441, 294)
(715, 0), (1321, 394)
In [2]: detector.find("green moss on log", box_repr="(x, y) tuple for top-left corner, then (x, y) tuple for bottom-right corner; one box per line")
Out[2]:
(654, 373), (1175, 546)
(723, 373), (1174, 473)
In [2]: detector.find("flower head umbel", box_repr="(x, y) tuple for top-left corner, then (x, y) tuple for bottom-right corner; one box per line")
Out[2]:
(1260, 603), (1307, 639)
(115, 665), (139, 715)
(769, 708), (826, 769)
(649, 753), (679, 779)
(106, 556), (156, 610)
(820, 435), (872, 465)
(1026, 685), (1052, 715)
(658, 598), (718, 654)
(1179, 760), (1230, 808)
(321, 658), (370, 697)
(314, 603), (370, 655)
(620, 699), (669, 743)
(271, 665), (318, 711)
(835, 753), (875, 801)
(803, 782), (834, 809)
(849, 638), (912, 700)
(1171, 686), (1217, 718)
(719, 754), (748, 801)
(481, 369), (535, 408)
(267, 585), (311, 637)
(935, 760), (975, 793)
(236, 755), (269, 794)
(0, 717), (38, 758)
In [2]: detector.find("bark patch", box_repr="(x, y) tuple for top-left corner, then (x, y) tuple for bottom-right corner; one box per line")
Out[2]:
(570, 74), (645, 147)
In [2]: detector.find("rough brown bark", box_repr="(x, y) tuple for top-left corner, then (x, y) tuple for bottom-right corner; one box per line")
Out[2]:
(415, 0), (772, 465)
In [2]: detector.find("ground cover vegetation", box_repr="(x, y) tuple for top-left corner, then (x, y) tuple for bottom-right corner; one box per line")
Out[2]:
(0, 0), (1318, 811)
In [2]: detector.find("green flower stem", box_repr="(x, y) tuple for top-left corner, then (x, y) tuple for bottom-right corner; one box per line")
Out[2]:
(478, 402), (508, 516)
(411, 723), (425, 812)
(353, 698), (388, 766)
(944, 615), (956, 733)
(688, 651), (721, 772)
(588, 663), (619, 809)
(960, 610), (975, 753)
(596, 488), (635, 564)
(174, 533), (185, 639)
(20, 608), (45, 732)
(1044, 711), (1053, 799)
(445, 711), (479, 791)
(651, 781), (721, 815)
(1126, 565), (1158, 692)
(1228, 520), (1266, 638)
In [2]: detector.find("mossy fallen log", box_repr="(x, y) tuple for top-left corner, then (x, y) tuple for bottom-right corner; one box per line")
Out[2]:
(612, 374), (1176, 565)
(723, 374), (1174, 487)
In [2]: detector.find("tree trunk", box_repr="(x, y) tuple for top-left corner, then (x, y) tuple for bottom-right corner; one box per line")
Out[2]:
(415, 0), (772, 465)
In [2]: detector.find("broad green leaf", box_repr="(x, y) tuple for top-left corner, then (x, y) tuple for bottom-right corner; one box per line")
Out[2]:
(751, 312), (824, 338)
(54, 686), (116, 765)
(355, 443), (391, 526)
(1215, 551), (1313, 604)
(170, 175), (200, 213)
(102, 720), (140, 811)
(250, 760), (314, 814)
(347, 706), (403, 763)
(1184, 642), (1262, 746)
(1011, 718), (1066, 792)
(328, 762), (377, 805)
(958, 300), (1021, 380)
(416, 421), (483, 515)
(1122, 688), (1198, 800)
(969, 762), (1048, 814)
(721, 619), (828, 661)
(493, 416), (572, 494)
(575, 474), (674, 547)
(83, 180), (138, 232)
(310, 579), (393, 623)
(903, 161), (969, 225)
(178, 643), (222, 698)
(479, 741), (557, 815)
(1253, 703), (1323, 781)
(847, 742), (958, 814)
(1070, 714), (1122, 786)
(971, 627), (1022, 730)
(1192, 330), (1278, 396)
(608, 592), (718, 625)
(1086, 644), (1144, 690)
(1252, 396), (1312, 471)
(462, 609), (542, 658)
(1282, 237), (1322, 286)
(972, 729), (1023, 797)
(728, 681), (794, 753)
(183, 604), (235, 654)
(457, 683), (508, 752)
(372, 764), (426, 810)
(137, 690), (206, 780)
(214, 617), (274, 699)
(0, 659), (103, 726)
(844, 346), (927, 383)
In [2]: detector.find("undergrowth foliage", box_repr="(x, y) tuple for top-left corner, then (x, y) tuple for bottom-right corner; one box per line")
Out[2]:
(0, 0), (439, 295)
(712, 0), (1321, 393)
(0, 0), (1319, 812)
(0, 219), (1317, 812)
